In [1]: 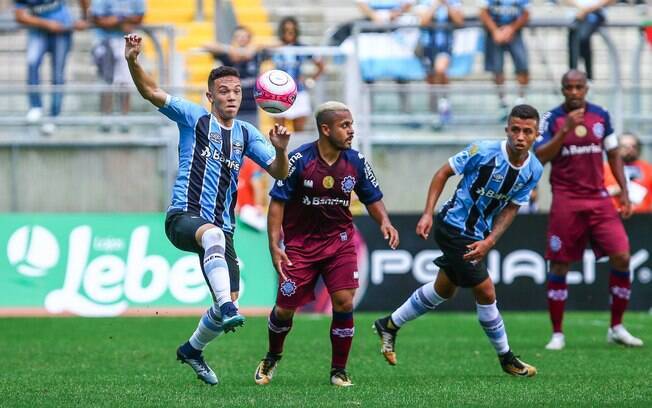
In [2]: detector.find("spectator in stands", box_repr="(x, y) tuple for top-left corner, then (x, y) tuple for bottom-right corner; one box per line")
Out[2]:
(236, 157), (268, 231)
(356, 0), (415, 24)
(416, 0), (464, 125)
(14, 0), (90, 135)
(604, 132), (652, 213)
(91, 0), (145, 133)
(567, 0), (615, 81)
(273, 16), (324, 132)
(203, 26), (265, 126)
(479, 0), (530, 117)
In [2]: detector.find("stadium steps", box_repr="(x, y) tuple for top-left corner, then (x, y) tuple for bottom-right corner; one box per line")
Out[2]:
(144, 0), (217, 103)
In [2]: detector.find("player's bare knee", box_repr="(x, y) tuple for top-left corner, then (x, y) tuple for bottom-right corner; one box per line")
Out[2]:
(610, 252), (630, 270)
(273, 305), (295, 320)
(550, 262), (569, 276)
(332, 299), (354, 313)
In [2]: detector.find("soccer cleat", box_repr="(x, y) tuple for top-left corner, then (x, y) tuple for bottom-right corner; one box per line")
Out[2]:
(254, 354), (280, 385)
(499, 350), (537, 377)
(176, 346), (218, 385)
(330, 369), (354, 387)
(545, 332), (566, 350)
(220, 302), (245, 333)
(607, 325), (644, 347)
(373, 316), (398, 365)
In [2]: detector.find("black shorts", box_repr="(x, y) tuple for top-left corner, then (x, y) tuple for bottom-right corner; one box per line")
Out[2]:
(433, 218), (489, 288)
(165, 210), (240, 293)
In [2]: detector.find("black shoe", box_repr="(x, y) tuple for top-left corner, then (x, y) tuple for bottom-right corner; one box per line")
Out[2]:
(373, 316), (398, 365)
(499, 350), (537, 377)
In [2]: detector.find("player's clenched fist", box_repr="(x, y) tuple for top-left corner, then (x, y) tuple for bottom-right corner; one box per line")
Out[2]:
(124, 33), (142, 62)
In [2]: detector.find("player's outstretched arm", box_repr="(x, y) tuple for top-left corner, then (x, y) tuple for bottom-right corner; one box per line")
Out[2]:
(268, 199), (291, 280)
(463, 203), (520, 264)
(266, 124), (290, 180)
(366, 200), (399, 249)
(416, 163), (455, 240)
(124, 34), (168, 108)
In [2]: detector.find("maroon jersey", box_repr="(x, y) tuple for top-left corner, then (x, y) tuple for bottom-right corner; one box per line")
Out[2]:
(270, 142), (383, 258)
(535, 102), (618, 198)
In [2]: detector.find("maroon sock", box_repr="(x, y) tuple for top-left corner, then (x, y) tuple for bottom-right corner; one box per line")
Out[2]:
(609, 269), (631, 327)
(268, 307), (292, 355)
(547, 274), (568, 333)
(330, 311), (354, 370)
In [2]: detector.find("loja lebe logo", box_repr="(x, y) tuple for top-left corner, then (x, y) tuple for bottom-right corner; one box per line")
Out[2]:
(7, 225), (60, 277)
(7, 225), (209, 317)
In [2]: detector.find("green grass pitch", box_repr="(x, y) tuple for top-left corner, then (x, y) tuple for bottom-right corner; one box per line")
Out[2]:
(1, 312), (651, 407)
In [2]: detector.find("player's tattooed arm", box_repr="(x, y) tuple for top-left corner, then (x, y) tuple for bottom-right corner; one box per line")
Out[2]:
(416, 163), (455, 240)
(124, 34), (168, 108)
(366, 200), (399, 250)
(535, 109), (583, 164)
(606, 148), (633, 219)
(463, 203), (519, 263)
(268, 199), (291, 279)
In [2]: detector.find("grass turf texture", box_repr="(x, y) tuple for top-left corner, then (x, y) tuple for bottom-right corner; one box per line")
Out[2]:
(1, 312), (651, 407)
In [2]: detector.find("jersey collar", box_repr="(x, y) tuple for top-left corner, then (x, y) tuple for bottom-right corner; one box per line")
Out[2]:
(501, 140), (530, 170)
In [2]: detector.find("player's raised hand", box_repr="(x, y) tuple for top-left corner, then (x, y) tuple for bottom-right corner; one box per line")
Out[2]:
(618, 191), (633, 219)
(563, 108), (584, 131)
(270, 245), (292, 281)
(124, 33), (143, 62)
(381, 222), (399, 249)
(269, 124), (291, 151)
(416, 213), (433, 240)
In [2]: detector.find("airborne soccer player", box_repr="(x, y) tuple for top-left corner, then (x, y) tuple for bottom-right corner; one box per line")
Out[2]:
(125, 34), (291, 385)
(374, 105), (542, 377)
(254, 101), (399, 387)
(535, 70), (643, 350)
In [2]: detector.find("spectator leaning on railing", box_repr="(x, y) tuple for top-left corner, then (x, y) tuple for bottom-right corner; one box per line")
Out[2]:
(90, 0), (145, 133)
(203, 26), (266, 127)
(566, 0), (615, 81)
(479, 0), (530, 119)
(14, 0), (90, 136)
(415, 0), (464, 125)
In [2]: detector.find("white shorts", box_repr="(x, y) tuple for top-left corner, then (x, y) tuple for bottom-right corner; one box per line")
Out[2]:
(278, 90), (311, 120)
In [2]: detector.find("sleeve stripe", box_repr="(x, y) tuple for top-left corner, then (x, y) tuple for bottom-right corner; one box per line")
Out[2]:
(603, 133), (618, 151)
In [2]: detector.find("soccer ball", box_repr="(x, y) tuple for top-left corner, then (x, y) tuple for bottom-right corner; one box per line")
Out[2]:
(254, 70), (297, 114)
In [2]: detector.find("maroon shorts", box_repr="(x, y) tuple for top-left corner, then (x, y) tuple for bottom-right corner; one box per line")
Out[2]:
(546, 196), (629, 262)
(275, 242), (358, 309)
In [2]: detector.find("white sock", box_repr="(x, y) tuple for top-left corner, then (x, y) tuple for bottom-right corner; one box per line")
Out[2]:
(189, 304), (224, 350)
(391, 282), (446, 327)
(201, 228), (231, 306)
(477, 302), (510, 355)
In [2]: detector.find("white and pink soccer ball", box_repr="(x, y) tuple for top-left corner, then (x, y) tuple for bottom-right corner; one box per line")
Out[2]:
(254, 69), (297, 114)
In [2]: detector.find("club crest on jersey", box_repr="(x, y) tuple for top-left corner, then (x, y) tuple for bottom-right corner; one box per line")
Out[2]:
(341, 176), (356, 193)
(232, 141), (244, 156)
(208, 132), (221, 143)
(592, 122), (605, 138)
(550, 235), (562, 252)
(280, 279), (297, 297)
(323, 176), (335, 189)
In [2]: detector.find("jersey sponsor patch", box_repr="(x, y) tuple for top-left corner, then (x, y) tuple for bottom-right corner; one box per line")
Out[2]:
(208, 131), (221, 142)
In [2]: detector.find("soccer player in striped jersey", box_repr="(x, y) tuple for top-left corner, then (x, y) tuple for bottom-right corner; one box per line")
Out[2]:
(125, 34), (291, 385)
(374, 104), (542, 377)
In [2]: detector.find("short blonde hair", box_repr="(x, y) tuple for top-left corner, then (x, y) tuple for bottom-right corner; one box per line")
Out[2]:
(315, 101), (350, 128)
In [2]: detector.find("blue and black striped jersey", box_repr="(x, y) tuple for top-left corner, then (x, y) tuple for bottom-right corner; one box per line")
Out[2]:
(160, 95), (276, 233)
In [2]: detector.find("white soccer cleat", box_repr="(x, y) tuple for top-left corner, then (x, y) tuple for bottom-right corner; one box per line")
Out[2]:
(607, 325), (644, 347)
(330, 369), (354, 387)
(545, 333), (566, 350)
